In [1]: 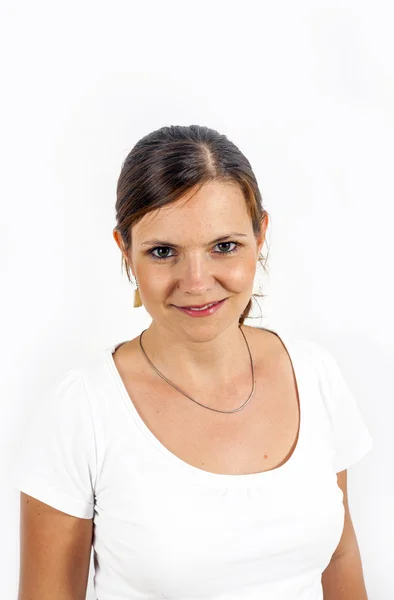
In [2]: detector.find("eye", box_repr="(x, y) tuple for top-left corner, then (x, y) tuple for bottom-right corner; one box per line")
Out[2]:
(216, 241), (240, 255)
(147, 241), (241, 261)
(148, 247), (175, 260)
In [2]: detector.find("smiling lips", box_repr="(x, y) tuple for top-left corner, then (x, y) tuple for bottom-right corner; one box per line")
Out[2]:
(173, 298), (227, 317)
(177, 300), (222, 310)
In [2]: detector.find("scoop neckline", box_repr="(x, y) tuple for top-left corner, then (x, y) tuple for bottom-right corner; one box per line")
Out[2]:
(105, 326), (305, 486)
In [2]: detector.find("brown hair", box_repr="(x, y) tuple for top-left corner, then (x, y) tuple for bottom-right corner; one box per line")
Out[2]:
(114, 124), (270, 327)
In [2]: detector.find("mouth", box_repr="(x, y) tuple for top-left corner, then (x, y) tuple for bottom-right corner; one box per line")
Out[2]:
(175, 299), (226, 310)
(172, 298), (228, 317)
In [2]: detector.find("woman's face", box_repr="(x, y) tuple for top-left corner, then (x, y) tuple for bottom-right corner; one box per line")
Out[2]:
(116, 180), (268, 336)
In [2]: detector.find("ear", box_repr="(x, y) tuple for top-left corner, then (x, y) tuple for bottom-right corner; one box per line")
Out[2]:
(257, 213), (269, 256)
(113, 229), (135, 276)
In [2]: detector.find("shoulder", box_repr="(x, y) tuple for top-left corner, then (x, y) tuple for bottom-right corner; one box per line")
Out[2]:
(242, 324), (285, 354)
(243, 324), (323, 366)
(245, 326), (346, 392)
(50, 347), (115, 411)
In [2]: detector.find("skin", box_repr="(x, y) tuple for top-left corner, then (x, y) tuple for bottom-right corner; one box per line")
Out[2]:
(322, 469), (369, 598)
(113, 180), (268, 394)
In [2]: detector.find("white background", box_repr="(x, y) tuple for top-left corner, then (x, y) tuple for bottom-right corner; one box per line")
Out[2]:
(1, 0), (392, 597)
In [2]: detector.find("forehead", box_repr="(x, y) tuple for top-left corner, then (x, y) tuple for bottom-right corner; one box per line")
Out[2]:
(132, 181), (251, 240)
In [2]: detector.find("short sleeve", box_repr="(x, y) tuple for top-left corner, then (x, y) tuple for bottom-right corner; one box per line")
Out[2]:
(310, 342), (374, 473)
(10, 368), (96, 519)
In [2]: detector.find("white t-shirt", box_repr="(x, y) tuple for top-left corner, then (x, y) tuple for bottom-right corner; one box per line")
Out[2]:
(11, 327), (373, 600)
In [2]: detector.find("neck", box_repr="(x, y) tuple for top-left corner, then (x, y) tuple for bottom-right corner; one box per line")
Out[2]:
(140, 322), (251, 388)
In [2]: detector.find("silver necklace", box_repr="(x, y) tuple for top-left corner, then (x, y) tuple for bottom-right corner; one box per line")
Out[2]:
(138, 326), (255, 414)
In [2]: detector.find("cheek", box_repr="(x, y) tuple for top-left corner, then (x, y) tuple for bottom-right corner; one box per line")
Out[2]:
(223, 262), (256, 291)
(139, 272), (172, 297)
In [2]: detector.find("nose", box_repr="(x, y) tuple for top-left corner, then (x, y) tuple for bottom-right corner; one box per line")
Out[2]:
(176, 253), (215, 295)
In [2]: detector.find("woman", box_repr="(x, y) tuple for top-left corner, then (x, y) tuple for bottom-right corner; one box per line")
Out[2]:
(14, 125), (373, 599)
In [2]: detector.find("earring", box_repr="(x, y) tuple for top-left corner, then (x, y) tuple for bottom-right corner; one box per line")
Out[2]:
(252, 276), (261, 296)
(133, 277), (142, 308)
(252, 265), (262, 296)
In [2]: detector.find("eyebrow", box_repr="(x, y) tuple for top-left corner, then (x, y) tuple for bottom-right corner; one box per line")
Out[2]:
(140, 232), (248, 248)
